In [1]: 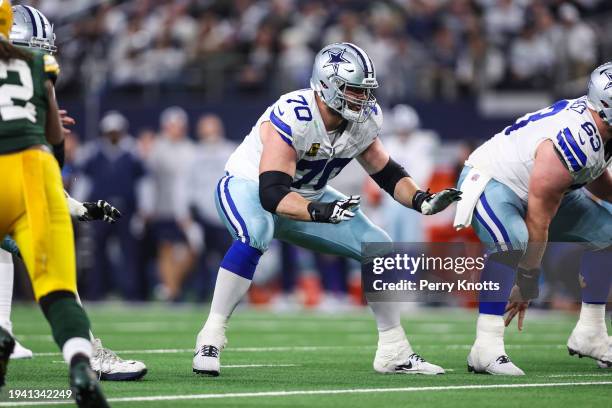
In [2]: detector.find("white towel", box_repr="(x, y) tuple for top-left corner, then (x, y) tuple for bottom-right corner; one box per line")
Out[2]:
(453, 167), (492, 230)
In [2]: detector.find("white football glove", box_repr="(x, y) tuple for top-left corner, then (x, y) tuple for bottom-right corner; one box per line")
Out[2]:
(413, 188), (462, 215)
(308, 195), (360, 224)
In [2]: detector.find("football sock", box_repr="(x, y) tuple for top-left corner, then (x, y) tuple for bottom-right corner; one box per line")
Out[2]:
(475, 313), (505, 345)
(369, 301), (403, 343)
(377, 325), (407, 346)
(74, 292), (96, 341)
(580, 249), (611, 305)
(0, 249), (14, 333)
(478, 251), (520, 316)
(200, 241), (262, 343)
(39, 291), (91, 357)
(63, 338), (93, 366)
(577, 303), (606, 332)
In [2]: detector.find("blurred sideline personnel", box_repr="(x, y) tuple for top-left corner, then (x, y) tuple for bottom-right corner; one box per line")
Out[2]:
(5, 4), (147, 382)
(193, 43), (461, 376)
(381, 104), (439, 242)
(0, 1), (108, 405)
(146, 107), (196, 300)
(176, 114), (236, 299)
(72, 111), (149, 300)
(455, 63), (612, 375)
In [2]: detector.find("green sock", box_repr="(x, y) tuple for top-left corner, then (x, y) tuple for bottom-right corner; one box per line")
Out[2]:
(40, 292), (90, 349)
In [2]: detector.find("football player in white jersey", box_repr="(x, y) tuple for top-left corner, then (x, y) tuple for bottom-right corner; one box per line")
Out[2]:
(192, 43), (462, 376)
(455, 62), (612, 375)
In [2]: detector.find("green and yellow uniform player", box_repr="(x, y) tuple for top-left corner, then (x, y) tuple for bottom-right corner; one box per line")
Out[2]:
(0, 2), (108, 406)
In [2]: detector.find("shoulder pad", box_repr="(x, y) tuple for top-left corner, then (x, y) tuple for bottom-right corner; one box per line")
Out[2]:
(269, 90), (314, 147)
(43, 54), (60, 83)
(552, 126), (589, 174)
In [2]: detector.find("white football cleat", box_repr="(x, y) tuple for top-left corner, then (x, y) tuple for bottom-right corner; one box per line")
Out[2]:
(193, 344), (222, 376)
(9, 339), (33, 360)
(567, 326), (612, 368)
(467, 352), (524, 375)
(193, 327), (227, 377)
(467, 341), (524, 376)
(90, 338), (147, 381)
(374, 341), (445, 375)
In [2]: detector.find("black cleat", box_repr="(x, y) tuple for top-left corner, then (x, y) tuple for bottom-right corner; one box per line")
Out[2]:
(0, 326), (15, 389)
(568, 347), (584, 358)
(70, 361), (110, 408)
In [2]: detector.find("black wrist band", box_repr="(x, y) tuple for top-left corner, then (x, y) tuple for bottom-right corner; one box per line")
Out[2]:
(307, 201), (334, 223)
(412, 189), (430, 213)
(516, 267), (541, 300)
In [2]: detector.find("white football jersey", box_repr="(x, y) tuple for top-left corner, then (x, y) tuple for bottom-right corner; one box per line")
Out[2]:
(466, 96), (611, 202)
(225, 88), (383, 199)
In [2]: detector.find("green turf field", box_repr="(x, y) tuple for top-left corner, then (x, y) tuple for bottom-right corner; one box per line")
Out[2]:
(1, 303), (611, 407)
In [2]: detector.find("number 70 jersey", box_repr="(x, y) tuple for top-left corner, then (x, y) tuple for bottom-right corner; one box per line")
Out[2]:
(466, 96), (611, 202)
(225, 88), (383, 199)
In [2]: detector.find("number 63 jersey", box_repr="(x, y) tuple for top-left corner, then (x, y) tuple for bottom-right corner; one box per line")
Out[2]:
(225, 88), (383, 199)
(466, 96), (612, 202)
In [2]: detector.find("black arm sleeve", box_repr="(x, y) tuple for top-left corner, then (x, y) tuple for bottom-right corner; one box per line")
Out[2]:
(370, 157), (410, 197)
(52, 139), (65, 169)
(259, 171), (293, 213)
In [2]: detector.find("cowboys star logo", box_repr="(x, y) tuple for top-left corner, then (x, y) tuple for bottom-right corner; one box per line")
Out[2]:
(323, 48), (351, 75)
(603, 69), (612, 91)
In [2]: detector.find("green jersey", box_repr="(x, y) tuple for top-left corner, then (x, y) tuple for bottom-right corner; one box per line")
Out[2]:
(0, 48), (60, 153)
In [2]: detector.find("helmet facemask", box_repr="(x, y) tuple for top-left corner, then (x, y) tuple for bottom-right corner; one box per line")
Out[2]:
(325, 76), (378, 123)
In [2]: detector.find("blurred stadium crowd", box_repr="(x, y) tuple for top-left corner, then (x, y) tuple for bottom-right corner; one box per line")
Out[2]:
(22, 0), (612, 101)
(10, 0), (610, 308)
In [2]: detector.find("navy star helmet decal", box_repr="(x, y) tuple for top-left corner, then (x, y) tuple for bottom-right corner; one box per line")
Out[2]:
(323, 48), (352, 75)
(604, 69), (612, 91)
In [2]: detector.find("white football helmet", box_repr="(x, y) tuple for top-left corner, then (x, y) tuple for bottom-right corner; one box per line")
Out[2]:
(10, 5), (56, 54)
(310, 42), (378, 123)
(587, 61), (612, 126)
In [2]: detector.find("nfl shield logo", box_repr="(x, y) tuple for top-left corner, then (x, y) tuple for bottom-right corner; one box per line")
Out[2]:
(306, 143), (321, 156)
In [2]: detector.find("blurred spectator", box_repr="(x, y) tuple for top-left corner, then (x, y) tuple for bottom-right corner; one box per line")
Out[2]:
(238, 23), (278, 93)
(146, 107), (196, 301)
(176, 114), (236, 299)
(429, 25), (460, 99)
(456, 34), (505, 95)
(72, 111), (149, 300)
(558, 3), (597, 80)
(38, 0), (608, 99)
(380, 105), (439, 242)
(323, 10), (372, 48)
(508, 23), (555, 88)
(483, 0), (525, 46)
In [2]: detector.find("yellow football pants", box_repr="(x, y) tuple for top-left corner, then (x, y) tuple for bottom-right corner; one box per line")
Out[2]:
(0, 148), (76, 300)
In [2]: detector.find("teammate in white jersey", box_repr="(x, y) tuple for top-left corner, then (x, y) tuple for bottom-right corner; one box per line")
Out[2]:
(455, 62), (612, 375)
(192, 43), (462, 376)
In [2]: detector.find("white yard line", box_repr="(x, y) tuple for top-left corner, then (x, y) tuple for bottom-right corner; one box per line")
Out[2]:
(0, 381), (610, 406)
(33, 343), (569, 357)
(544, 373), (612, 378)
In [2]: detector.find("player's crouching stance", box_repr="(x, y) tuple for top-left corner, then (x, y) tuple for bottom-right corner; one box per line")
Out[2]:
(455, 62), (612, 375)
(192, 43), (461, 376)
